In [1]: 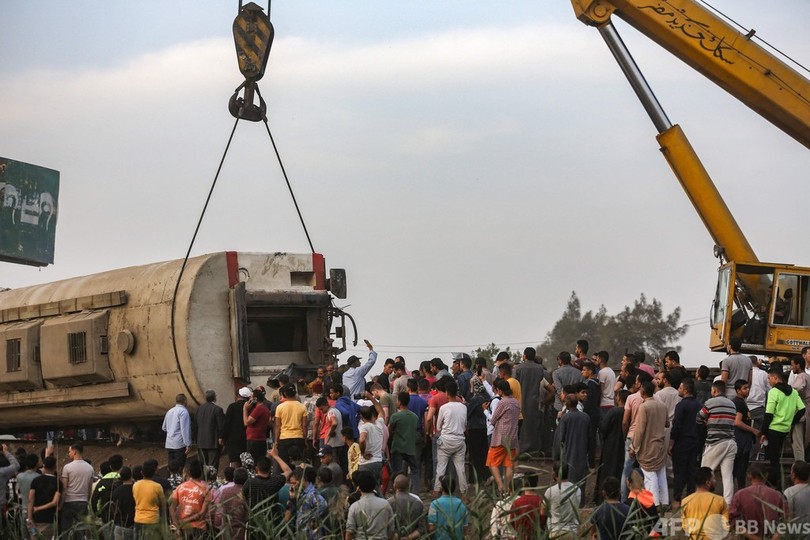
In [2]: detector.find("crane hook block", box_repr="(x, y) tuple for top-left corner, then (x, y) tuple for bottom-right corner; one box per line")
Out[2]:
(229, 82), (267, 122)
(233, 2), (274, 82)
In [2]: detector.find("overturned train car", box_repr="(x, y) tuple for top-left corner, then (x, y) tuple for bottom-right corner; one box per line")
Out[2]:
(0, 251), (350, 432)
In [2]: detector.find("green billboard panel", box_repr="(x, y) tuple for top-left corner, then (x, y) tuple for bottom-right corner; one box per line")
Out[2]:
(0, 157), (60, 267)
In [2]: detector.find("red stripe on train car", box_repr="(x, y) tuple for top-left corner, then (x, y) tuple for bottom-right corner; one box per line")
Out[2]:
(312, 253), (325, 290)
(226, 251), (239, 288)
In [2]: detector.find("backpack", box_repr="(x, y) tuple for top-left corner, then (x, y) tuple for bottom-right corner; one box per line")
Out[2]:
(334, 396), (361, 439)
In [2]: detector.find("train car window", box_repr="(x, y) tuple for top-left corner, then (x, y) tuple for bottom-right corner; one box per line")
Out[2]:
(68, 331), (88, 364)
(290, 271), (315, 287)
(6, 338), (21, 372)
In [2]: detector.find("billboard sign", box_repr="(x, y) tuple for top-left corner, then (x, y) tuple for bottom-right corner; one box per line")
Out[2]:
(0, 157), (60, 266)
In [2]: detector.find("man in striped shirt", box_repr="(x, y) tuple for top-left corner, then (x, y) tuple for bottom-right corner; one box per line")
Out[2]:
(697, 380), (738, 505)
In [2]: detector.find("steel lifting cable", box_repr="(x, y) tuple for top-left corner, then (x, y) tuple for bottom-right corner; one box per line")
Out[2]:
(169, 117), (241, 405)
(697, 0), (810, 75)
(255, 84), (316, 254)
(168, 88), (318, 402)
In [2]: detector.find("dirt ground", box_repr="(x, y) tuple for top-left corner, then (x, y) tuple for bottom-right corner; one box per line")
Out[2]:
(10, 439), (196, 475)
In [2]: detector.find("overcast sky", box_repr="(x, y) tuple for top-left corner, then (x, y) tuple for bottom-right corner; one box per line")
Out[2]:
(1, 1), (808, 370)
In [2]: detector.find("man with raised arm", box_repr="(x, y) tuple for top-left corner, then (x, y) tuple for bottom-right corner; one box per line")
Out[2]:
(344, 339), (378, 399)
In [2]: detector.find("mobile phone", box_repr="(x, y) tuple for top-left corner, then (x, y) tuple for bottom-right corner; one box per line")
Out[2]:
(47, 439), (53, 449)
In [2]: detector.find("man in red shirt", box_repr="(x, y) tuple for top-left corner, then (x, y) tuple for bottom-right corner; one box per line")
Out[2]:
(424, 378), (449, 439)
(243, 388), (270, 463)
(729, 462), (787, 538)
(511, 474), (542, 538)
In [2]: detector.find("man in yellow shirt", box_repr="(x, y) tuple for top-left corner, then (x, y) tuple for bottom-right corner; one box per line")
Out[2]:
(342, 427), (361, 482)
(681, 466), (729, 540)
(274, 383), (308, 470)
(132, 460), (166, 540)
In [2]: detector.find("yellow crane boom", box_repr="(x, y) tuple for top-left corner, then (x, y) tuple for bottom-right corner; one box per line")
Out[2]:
(570, 0), (810, 356)
(572, 0), (810, 149)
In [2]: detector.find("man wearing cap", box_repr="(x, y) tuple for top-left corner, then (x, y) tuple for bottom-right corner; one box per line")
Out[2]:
(223, 387), (251, 468)
(317, 446), (343, 488)
(344, 339), (378, 399)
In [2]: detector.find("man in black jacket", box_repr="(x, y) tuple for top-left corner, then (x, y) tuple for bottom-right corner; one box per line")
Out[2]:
(222, 387), (251, 469)
(195, 389), (226, 473)
(669, 378), (703, 509)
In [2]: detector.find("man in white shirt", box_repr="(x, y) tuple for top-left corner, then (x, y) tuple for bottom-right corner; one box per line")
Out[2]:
(790, 355), (810, 461)
(60, 443), (95, 537)
(747, 356), (769, 431)
(358, 394), (386, 490)
(540, 463), (581, 537)
(597, 351), (616, 413)
(433, 380), (468, 497)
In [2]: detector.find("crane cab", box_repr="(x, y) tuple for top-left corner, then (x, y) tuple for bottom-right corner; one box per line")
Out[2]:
(711, 262), (810, 356)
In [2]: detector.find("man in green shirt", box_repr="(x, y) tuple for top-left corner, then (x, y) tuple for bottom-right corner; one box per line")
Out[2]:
(762, 365), (806, 489)
(388, 392), (420, 492)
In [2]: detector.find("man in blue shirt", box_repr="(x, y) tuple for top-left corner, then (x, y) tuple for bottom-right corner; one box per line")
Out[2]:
(343, 339), (378, 399)
(406, 379), (428, 432)
(162, 393), (192, 469)
(428, 475), (469, 540)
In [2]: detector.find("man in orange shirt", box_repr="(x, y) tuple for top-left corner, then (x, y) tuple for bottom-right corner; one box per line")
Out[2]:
(274, 383), (308, 472)
(169, 460), (211, 538)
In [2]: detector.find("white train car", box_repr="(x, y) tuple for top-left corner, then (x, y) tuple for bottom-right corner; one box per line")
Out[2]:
(0, 251), (349, 430)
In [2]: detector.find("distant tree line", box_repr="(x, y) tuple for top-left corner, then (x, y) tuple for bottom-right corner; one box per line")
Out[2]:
(472, 291), (688, 368)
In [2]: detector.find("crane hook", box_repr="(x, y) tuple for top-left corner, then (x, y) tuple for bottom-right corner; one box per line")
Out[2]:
(230, 2), (274, 121)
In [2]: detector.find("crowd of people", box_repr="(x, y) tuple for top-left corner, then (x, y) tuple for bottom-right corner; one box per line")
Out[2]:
(3, 337), (810, 539)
